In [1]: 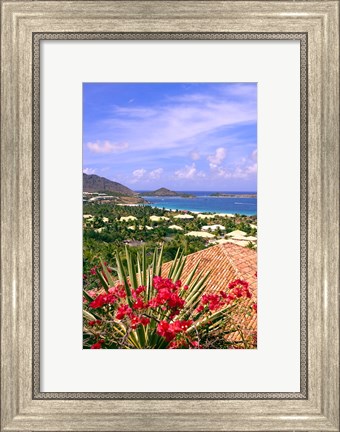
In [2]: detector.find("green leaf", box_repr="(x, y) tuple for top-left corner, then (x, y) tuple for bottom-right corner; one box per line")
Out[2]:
(167, 248), (181, 278)
(115, 251), (133, 306)
(100, 258), (115, 287)
(125, 246), (138, 290)
(96, 268), (110, 292)
(155, 244), (164, 276)
(83, 310), (97, 321)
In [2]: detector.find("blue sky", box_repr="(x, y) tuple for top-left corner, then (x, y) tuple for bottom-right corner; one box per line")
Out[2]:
(83, 83), (257, 192)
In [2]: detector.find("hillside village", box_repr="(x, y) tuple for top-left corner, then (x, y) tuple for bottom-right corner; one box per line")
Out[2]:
(84, 203), (257, 247)
(83, 201), (256, 274)
(83, 173), (257, 271)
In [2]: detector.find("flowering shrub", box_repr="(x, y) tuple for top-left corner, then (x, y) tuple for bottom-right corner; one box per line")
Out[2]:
(83, 246), (257, 349)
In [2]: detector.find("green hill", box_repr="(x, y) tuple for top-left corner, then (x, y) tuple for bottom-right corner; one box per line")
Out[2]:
(83, 173), (136, 195)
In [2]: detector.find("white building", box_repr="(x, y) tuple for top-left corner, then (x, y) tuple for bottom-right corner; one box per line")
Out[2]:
(197, 214), (215, 219)
(185, 231), (215, 239)
(201, 224), (226, 232)
(168, 225), (184, 231)
(120, 216), (138, 222)
(150, 215), (170, 222)
(174, 214), (194, 220)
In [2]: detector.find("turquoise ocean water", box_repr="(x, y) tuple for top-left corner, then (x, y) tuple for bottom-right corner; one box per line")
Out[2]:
(139, 191), (257, 216)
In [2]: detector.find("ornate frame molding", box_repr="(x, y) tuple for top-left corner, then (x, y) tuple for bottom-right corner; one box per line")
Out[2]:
(1, 2), (338, 431)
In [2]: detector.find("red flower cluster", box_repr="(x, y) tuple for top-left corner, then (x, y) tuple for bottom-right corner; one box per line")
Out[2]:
(115, 304), (150, 329)
(89, 293), (116, 309)
(130, 315), (150, 329)
(156, 319), (193, 341)
(88, 320), (101, 326)
(133, 298), (148, 310)
(91, 340), (104, 349)
(89, 283), (128, 309)
(116, 304), (132, 320)
(201, 293), (225, 311)
(252, 303), (257, 312)
(131, 285), (146, 299)
(228, 279), (252, 299)
(195, 279), (252, 314)
(148, 277), (185, 318)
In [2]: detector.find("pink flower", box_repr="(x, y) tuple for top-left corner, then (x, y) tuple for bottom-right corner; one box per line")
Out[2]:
(109, 284), (126, 299)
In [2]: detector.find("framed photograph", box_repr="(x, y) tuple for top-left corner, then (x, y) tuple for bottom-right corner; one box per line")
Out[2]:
(82, 81), (258, 351)
(1, 1), (339, 431)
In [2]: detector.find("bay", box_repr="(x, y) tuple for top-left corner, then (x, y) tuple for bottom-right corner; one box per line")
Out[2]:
(139, 191), (257, 216)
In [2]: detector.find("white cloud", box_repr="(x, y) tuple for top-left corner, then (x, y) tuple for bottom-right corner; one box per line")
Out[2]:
(87, 140), (129, 154)
(83, 167), (96, 175)
(245, 163), (257, 175)
(207, 147), (227, 167)
(190, 151), (200, 161)
(98, 94), (257, 155)
(212, 162), (257, 179)
(132, 169), (147, 180)
(174, 163), (205, 180)
(149, 168), (164, 179)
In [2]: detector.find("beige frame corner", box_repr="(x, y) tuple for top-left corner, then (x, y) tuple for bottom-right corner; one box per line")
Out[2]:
(1, 1), (339, 431)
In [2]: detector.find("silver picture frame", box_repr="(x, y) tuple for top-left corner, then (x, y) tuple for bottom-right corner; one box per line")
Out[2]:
(1, 1), (339, 431)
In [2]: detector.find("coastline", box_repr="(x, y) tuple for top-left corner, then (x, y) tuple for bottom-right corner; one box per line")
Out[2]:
(114, 192), (257, 216)
(118, 203), (257, 217)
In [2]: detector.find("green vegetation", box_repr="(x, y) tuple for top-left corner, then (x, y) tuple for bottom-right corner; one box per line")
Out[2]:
(83, 203), (257, 278)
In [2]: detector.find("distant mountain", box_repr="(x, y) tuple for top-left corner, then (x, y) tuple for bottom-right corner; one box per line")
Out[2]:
(145, 187), (195, 198)
(83, 173), (136, 196)
(150, 188), (179, 196)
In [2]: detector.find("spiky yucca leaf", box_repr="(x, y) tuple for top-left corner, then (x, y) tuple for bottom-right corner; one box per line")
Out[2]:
(83, 310), (97, 322)
(100, 257), (115, 287)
